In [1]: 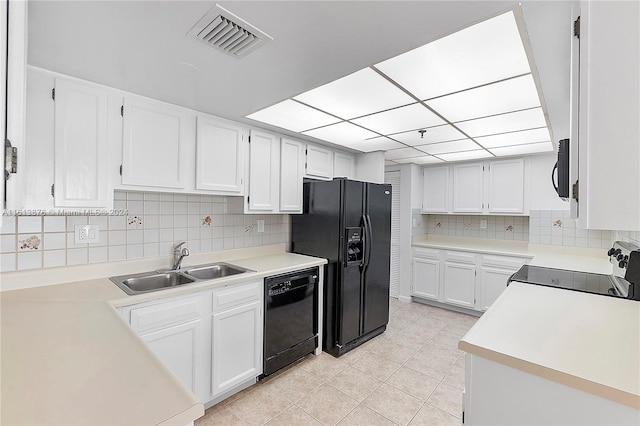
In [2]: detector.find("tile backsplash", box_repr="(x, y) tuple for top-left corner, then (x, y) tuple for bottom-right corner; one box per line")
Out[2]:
(0, 191), (291, 272)
(529, 210), (613, 249)
(425, 214), (529, 241)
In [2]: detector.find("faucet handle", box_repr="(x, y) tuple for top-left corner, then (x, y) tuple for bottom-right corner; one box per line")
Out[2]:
(175, 241), (187, 249)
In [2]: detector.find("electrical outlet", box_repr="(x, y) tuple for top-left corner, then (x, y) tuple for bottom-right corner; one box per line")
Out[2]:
(75, 224), (100, 244)
(480, 220), (488, 229)
(257, 220), (265, 233)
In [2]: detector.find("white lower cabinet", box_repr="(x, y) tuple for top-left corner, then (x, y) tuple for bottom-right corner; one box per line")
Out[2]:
(411, 248), (440, 301)
(442, 252), (477, 309)
(477, 255), (528, 311)
(120, 279), (264, 406)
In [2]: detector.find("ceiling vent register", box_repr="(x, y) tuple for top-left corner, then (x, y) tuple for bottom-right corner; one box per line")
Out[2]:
(187, 4), (272, 58)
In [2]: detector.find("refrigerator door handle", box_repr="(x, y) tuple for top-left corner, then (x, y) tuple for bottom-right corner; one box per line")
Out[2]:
(364, 215), (373, 268)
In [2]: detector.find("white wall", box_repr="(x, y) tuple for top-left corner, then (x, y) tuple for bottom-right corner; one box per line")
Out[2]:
(355, 152), (385, 183)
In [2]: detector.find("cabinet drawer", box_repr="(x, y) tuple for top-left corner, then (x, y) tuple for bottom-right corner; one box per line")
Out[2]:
(212, 280), (262, 312)
(412, 247), (440, 260)
(444, 251), (476, 264)
(481, 255), (529, 270)
(130, 294), (203, 334)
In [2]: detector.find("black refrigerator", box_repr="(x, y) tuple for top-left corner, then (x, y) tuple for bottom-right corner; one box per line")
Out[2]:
(291, 178), (391, 357)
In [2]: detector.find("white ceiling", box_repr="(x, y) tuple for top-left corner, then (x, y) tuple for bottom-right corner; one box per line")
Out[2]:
(27, 1), (573, 157)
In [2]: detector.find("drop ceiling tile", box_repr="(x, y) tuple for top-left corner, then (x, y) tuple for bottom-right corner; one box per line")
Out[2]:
(474, 127), (551, 148)
(425, 74), (541, 122)
(393, 156), (445, 165)
(375, 11), (530, 99)
(384, 147), (426, 160)
(388, 124), (467, 146)
(350, 103), (445, 135)
(302, 122), (378, 147)
(294, 68), (414, 119)
(454, 107), (547, 137)
(246, 99), (341, 132)
(489, 142), (554, 156)
(343, 137), (406, 153)
(438, 150), (493, 162)
(414, 139), (480, 155)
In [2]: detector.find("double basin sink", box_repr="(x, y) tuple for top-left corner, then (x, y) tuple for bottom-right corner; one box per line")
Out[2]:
(110, 263), (255, 295)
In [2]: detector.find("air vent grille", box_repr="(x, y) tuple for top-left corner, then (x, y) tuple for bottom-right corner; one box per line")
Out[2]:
(188, 5), (272, 59)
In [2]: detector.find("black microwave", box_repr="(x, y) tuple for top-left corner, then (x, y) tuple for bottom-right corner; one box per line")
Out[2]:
(552, 139), (569, 199)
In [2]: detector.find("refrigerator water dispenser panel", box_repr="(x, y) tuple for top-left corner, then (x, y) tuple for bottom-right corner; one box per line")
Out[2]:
(346, 227), (363, 264)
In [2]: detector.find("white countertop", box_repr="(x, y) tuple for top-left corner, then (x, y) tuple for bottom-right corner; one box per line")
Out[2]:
(0, 245), (327, 425)
(459, 282), (640, 410)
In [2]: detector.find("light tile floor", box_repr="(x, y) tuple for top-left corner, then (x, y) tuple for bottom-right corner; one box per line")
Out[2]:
(196, 299), (478, 426)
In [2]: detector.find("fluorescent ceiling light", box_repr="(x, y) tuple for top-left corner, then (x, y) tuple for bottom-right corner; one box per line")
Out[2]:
(302, 122), (378, 147)
(455, 107), (547, 137)
(425, 74), (541, 122)
(294, 68), (414, 119)
(438, 150), (493, 162)
(246, 99), (341, 132)
(375, 11), (530, 99)
(350, 103), (445, 135)
(393, 156), (445, 165)
(389, 124), (467, 146)
(474, 127), (551, 148)
(489, 142), (554, 156)
(344, 137), (406, 153)
(384, 147), (427, 160)
(415, 139), (480, 155)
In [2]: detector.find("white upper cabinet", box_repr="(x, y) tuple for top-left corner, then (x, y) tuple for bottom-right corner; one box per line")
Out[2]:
(487, 158), (524, 214)
(247, 129), (280, 212)
(453, 162), (484, 213)
(195, 116), (245, 194)
(305, 144), (333, 180)
(422, 165), (449, 213)
(121, 97), (190, 189)
(279, 138), (304, 213)
(53, 79), (109, 208)
(333, 152), (355, 179)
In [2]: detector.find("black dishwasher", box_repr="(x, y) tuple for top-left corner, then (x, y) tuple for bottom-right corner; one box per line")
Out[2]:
(263, 267), (318, 376)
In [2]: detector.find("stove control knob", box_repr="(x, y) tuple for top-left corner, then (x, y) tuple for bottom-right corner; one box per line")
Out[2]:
(617, 254), (625, 261)
(619, 260), (628, 269)
(608, 248), (616, 256)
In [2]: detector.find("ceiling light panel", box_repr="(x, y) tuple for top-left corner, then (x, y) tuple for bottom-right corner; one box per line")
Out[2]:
(425, 74), (541, 122)
(474, 127), (550, 148)
(294, 68), (414, 119)
(393, 156), (445, 165)
(302, 122), (378, 147)
(455, 107), (547, 137)
(384, 147), (427, 160)
(345, 137), (406, 153)
(415, 139), (480, 155)
(489, 142), (554, 156)
(350, 103), (445, 135)
(375, 11), (530, 99)
(389, 124), (467, 146)
(438, 150), (493, 162)
(246, 99), (341, 132)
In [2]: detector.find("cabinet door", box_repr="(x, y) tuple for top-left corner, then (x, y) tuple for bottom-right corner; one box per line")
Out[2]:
(453, 162), (484, 213)
(279, 138), (304, 212)
(211, 300), (262, 397)
(412, 257), (440, 301)
(305, 144), (333, 180)
(247, 130), (279, 212)
(478, 267), (514, 311)
(196, 116), (245, 194)
(443, 261), (476, 308)
(334, 152), (355, 179)
(140, 319), (206, 401)
(488, 159), (524, 214)
(53, 79), (109, 208)
(121, 97), (188, 189)
(422, 165), (450, 213)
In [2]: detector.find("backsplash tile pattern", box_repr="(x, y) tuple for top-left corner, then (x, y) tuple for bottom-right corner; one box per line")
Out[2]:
(0, 191), (291, 272)
(425, 214), (529, 241)
(411, 209), (428, 236)
(529, 210), (613, 249)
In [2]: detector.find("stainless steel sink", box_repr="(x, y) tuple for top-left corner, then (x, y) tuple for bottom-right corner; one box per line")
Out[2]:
(182, 263), (253, 280)
(110, 262), (254, 295)
(110, 271), (196, 295)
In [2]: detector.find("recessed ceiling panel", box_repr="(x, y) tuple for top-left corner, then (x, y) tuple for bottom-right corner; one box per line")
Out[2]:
(302, 122), (378, 147)
(384, 147), (427, 160)
(489, 142), (554, 156)
(455, 107), (547, 137)
(474, 127), (551, 148)
(344, 137), (406, 153)
(425, 74), (541, 122)
(350, 103), (445, 135)
(415, 139), (480, 155)
(246, 99), (341, 132)
(438, 150), (493, 162)
(375, 11), (530, 99)
(389, 124), (467, 146)
(393, 156), (445, 164)
(294, 68), (414, 119)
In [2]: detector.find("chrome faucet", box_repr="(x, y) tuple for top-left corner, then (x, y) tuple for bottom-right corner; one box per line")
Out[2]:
(173, 241), (190, 270)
